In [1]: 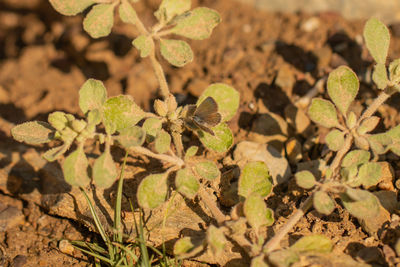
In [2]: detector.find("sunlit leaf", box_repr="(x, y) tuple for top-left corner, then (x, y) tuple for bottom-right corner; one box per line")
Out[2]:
(173, 237), (194, 256)
(389, 59), (400, 84)
(160, 39), (193, 67)
(194, 161), (220, 181)
(119, 0), (138, 25)
(308, 98), (339, 128)
(363, 18), (390, 64)
(341, 150), (370, 168)
(295, 170), (316, 189)
(137, 172), (168, 209)
(268, 249), (299, 267)
(207, 225), (227, 257)
(116, 126), (146, 148)
(12, 121), (54, 145)
(83, 3), (116, 38)
(198, 123), (233, 152)
(43, 144), (70, 162)
(93, 149), (117, 188)
(251, 255), (269, 267)
(325, 129), (345, 152)
(244, 193), (274, 232)
(49, 0), (95, 16)
(358, 162), (381, 187)
(184, 146), (198, 159)
(341, 188), (380, 219)
(154, 0), (191, 22)
(238, 161), (272, 199)
(132, 35), (153, 58)
(175, 168), (199, 199)
(291, 235), (333, 253)
(313, 191), (335, 215)
(372, 63), (389, 90)
(155, 129), (171, 154)
(346, 111), (357, 129)
(358, 116), (380, 135)
(142, 117), (162, 142)
(79, 79), (107, 114)
(63, 146), (90, 187)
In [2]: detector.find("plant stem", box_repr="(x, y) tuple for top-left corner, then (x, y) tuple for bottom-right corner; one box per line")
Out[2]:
(330, 135), (354, 174)
(358, 90), (392, 123)
(172, 131), (184, 158)
(114, 152), (128, 244)
(129, 146), (184, 167)
(263, 196), (313, 253)
(198, 187), (227, 224)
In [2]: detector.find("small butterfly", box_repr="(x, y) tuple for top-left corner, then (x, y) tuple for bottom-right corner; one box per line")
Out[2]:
(185, 97), (222, 136)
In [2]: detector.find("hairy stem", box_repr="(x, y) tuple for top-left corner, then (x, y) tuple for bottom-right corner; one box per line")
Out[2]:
(172, 131), (184, 158)
(198, 187), (227, 224)
(330, 135), (354, 174)
(129, 146), (184, 167)
(358, 90), (392, 123)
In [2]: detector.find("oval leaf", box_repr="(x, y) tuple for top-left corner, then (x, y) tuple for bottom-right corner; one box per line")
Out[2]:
(62, 147), (90, 187)
(173, 237), (194, 256)
(155, 129), (171, 154)
(142, 118), (162, 142)
(43, 144), (70, 162)
(291, 235), (333, 253)
(83, 4), (115, 38)
(12, 121), (54, 145)
(341, 188), (380, 220)
(171, 7), (221, 40)
(327, 66), (359, 116)
(389, 59), (400, 83)
(185, 146), (198, 159)
(49, 0), (95, 16)
(116, 126), (146, 148)
(251, 255), (269, 267)
(363, 18), (390, 64)
(308, 98), (339, 128)
(160, 39), (193, 67)
(132, 35), (153, 58)
(372, 63), (389, 90)
(358, 116), (380, 135)
(137, 173), (168, 209)
(93, 149), (117, 188)
(119, 0), (138, 25)
(197, 83), (240, 122)
(103, 95), (145, 134)
(341, 150), (370, 168)
(358, 162), (382, 188)
(154, 0), (191, 22)
(207, 225), (227, 257)
(238, 161), (272, 199)
(313, 191), (335, 215)
(295, 170), (316, 189)
(244, 193), (274, 232)
(198, 123), (233, 153)
(325, 129), (345, 152)
(175, 168), (199, 199)
(79, 79), (107, 114)
(346, 111), (357, 129)
(194, 161), (220, 181)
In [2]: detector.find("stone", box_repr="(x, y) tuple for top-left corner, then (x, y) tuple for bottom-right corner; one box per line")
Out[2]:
(0, 205), (24, 231)
(301, 17), (320, 33)
(58, 240), (74, 255)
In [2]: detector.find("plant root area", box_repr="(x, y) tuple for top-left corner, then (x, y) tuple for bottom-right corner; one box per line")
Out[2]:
(2, 0), (400, 266)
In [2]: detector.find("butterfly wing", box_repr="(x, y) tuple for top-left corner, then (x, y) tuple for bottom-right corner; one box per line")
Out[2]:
(194, 97), (221, 127)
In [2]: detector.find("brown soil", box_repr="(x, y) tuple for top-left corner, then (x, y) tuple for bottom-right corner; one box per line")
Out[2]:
(1, 0), (400, 266)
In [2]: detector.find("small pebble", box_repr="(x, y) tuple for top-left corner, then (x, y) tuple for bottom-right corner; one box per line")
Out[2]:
(301, 17), (320, 32)
(59, 239), (74, 255)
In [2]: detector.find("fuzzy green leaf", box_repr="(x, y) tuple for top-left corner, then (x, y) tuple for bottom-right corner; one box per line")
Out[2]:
(207, 225), (227, 257)
(48, 111), (68, 131)
(63, 147), (90, 187)
(325, 129), (345, 152)
(83, 4), (115, 38)
(295, 170), (316, 189)
(132, 35), (153, 58)
(12, 121), (54, 145)
(170, 7), (221, 40)
(119, 0), (138, 25)
(116, 126), (146, 148)
(346, 111), (357, 129)
(198, 123), (233, 152)
(142, 118), (162, 142)
(103, 95), (145, 134)
(238, 161), (272, 199)
(79, 79), (107, 114)
(155, 129), (171, 154)
(175, 168), (199, 199)
(327, 66), (359, 116)
(363, 18), (390, 64)
(251, 255), (269, 267)
(313, 191), (335, 215)
(49, 0), (95, 16)
(372, 63), (389, 90)
(341, 150), (370, 168)
(244, 193), (274, 232)
(291, 235), (333, 253)
(43, 144), (70, 162)
(268, 250), (299, 267)
(173, 237), (194, 256)
(358, 116), (380, 135)
(389, 59), (400, 83)
(308, 98), (339, 128)
(194, 161), (220, 181)
(93, 149), (117, 188)
(368, 133), (391, 154)
(154, 0), (191, 22)
(341, 188), (380, 220)
(358, 162), (382, 187)
(160, 39), (193, 67)
(87, 109), (102, 127)
(137, 172), (168, 209)
(185, 146), (198, 159)
(197, 83), (240, 122)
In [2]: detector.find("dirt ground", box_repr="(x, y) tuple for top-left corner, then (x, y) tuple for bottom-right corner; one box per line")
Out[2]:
(1, 0), (400, 266)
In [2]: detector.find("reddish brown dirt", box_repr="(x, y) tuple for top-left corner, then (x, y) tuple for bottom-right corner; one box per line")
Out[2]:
(1, 0), (400, 266)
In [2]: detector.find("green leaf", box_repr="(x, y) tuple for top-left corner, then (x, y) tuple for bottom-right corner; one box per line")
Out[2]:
(170, 7), (221, 40)
(357, 162), (382, 187)
(389, 59), (400, 83)
(49, 0), (95, 16)
(295, 170), (316, 189)
(313, 191), (335, 215)
(119, 0), (138, 25)
(62, 146), (90, 187)
(358, 116), (380, 135)
(244, 193), (274, 232)
(198, 123), (233, 152)
(291, 235), (333, 253)
(346, 111), (357, 129)
(268, 250), (299, 267)
(142, 118), (162, 142)
(87, 109), (102, 127)
(79, 79), (107, 114)
(194, 161), (220, 181)
(251, 255), (269, 267)
(83, 3), (116, 38)
(175, 168), (199, 199)
(132, 35), (153, 58)
(43, 144), (70, 162)
(12, 121), (54, 145)
(372, 63), (389, 90)
(325, 129), (345, 152)
(238, 161), (272, 199)
(93, 149), (117, 188)
(308, 98), (339, 128)
(341, 165), (360, 187)
(103, 95), (145, 134)
(48, 112), (68, 131)
(363, 18), (390, 64)
(116, 126), (146, 148)
(207, 225), (227, 257)
(155, 129), (171, 154)
(355, 136), (370, 151)
(197, 83), (240, 122)
(160, 39), (193, 67)
(341, 150), (370, 168)
(154, 0), (191, 22)
(368, 133), (391, 154)
(173, 237), (194, 256)
(341, 188), (380, 220)
(137, 172), (168, 209)
(185, 146), (198, 159)
(327, 66), (359, 116)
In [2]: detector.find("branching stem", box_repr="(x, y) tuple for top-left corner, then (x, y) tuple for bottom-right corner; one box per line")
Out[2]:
(198, 187), (227, 224)
(129, 146), (184, 167)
